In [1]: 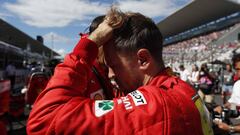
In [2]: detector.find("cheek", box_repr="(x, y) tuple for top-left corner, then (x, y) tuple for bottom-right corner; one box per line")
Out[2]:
(114, 66), (126, 78)
(112, 65), (129, 81)
(237, 71), (240, 77)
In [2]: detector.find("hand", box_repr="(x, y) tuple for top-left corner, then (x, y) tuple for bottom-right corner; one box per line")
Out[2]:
(214, 106), (222, 114)
(88, 19), (113, 47)
(88, 8), (125, 47)
(213, 119), (230, 131)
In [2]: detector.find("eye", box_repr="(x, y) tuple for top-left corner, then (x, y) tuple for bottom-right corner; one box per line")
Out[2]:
(106, 60), (118, 70)
(235, 68), (240, 71)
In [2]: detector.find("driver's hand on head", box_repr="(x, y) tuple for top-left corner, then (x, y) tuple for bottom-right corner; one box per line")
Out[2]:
(88, 19), (113, 47)
(88, 7), (126, 47)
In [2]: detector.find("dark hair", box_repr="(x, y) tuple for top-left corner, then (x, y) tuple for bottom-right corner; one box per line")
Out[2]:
(225, 63), (232, 72)
(232, 53), (240, 68)
(193, 64), (199, 71)
(111, 12), (163, 63)
(89, 15), (105, 34)
(200, 63), (208, 72)
(179, 65), (184, 69)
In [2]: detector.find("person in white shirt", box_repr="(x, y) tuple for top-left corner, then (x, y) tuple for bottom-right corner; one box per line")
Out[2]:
(178, 65), (190, 82)
(189, 64), (200, 86)
(228, 80), (240, 105)
(214, 53), (240, 133)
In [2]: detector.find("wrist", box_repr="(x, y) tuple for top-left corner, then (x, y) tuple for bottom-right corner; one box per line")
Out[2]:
(73, 37), (98, 64)
(88, 34), (101, 47)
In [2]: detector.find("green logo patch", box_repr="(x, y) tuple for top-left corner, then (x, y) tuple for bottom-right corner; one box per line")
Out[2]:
(95, 100), (114, 117)
(98, 101), (114, 110)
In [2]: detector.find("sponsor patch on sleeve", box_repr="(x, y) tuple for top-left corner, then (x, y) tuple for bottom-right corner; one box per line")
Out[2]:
(95, 100), (114, 117)
(90, 89), (105, 100)
(121, 96), (133, 110)
(129, 90), (147, 106)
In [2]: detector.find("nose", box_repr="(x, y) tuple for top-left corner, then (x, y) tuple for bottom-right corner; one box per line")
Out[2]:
(108, 67), (120, 90)
(108, 67), (115, 79)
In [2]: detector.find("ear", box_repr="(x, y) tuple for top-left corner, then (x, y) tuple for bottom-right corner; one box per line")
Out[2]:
(137, 49), (151, 71)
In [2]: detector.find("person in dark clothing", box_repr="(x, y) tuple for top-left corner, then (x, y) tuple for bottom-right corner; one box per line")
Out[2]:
(5, 62), (16, 91)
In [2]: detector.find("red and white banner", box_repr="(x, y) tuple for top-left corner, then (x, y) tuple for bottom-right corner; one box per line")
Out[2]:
(0, 80), (10, 114)
(0, 80), (10, 94)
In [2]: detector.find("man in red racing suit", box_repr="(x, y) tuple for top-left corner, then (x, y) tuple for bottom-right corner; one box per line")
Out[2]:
(27, 9), (213, 135)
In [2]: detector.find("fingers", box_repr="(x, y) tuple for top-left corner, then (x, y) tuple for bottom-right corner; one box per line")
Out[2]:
(88, 7), (127, 47)
(105, 6), (126, 29)
(88, 20), (113, 47)
(213, 119), (222, 125)
(105, 14), (125, 29)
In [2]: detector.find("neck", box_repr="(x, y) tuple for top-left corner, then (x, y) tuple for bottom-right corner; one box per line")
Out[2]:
(143, 75), (153, 85)
(143, 62), (165, 85)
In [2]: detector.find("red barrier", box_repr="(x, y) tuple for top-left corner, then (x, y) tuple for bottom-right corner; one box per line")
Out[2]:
(0, 80), (10, 135)
(0, 120), (7, 135)
(9, 93), (25, 117)
(0, 80), (10, 115)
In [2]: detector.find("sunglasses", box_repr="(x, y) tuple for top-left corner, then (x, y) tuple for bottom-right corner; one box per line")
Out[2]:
(235, 68), (240, 71)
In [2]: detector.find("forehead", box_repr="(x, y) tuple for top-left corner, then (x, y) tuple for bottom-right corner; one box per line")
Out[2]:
(103, 44), (119, 65)
(103, 45), (134, 67)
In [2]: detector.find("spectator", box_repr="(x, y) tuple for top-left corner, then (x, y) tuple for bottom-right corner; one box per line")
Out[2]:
(189, 64), (200, 87)
(27, 8), (213, 135)
(198, 63), (215, 103)
(178, 64), (190, 82)
(221, 63), (235, 103)
(228, 54), (240, 109)
(214, 53), (240, 133)
(5, 62), (16, 91)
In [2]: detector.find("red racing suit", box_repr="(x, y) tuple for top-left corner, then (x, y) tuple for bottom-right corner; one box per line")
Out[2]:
(78, 33), (115, 100)
(86, 60), (114, 100)
(27, 37), (213, 135)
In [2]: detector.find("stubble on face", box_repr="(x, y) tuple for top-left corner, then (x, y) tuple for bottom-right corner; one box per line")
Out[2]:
(103, 44), (143, 93)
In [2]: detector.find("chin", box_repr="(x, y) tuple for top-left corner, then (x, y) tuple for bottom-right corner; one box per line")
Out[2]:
(118, 82), (139, 94)
(124, 85), (139, 94)
(125, 89), (134, 94)
(118, 85), (131, 95)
